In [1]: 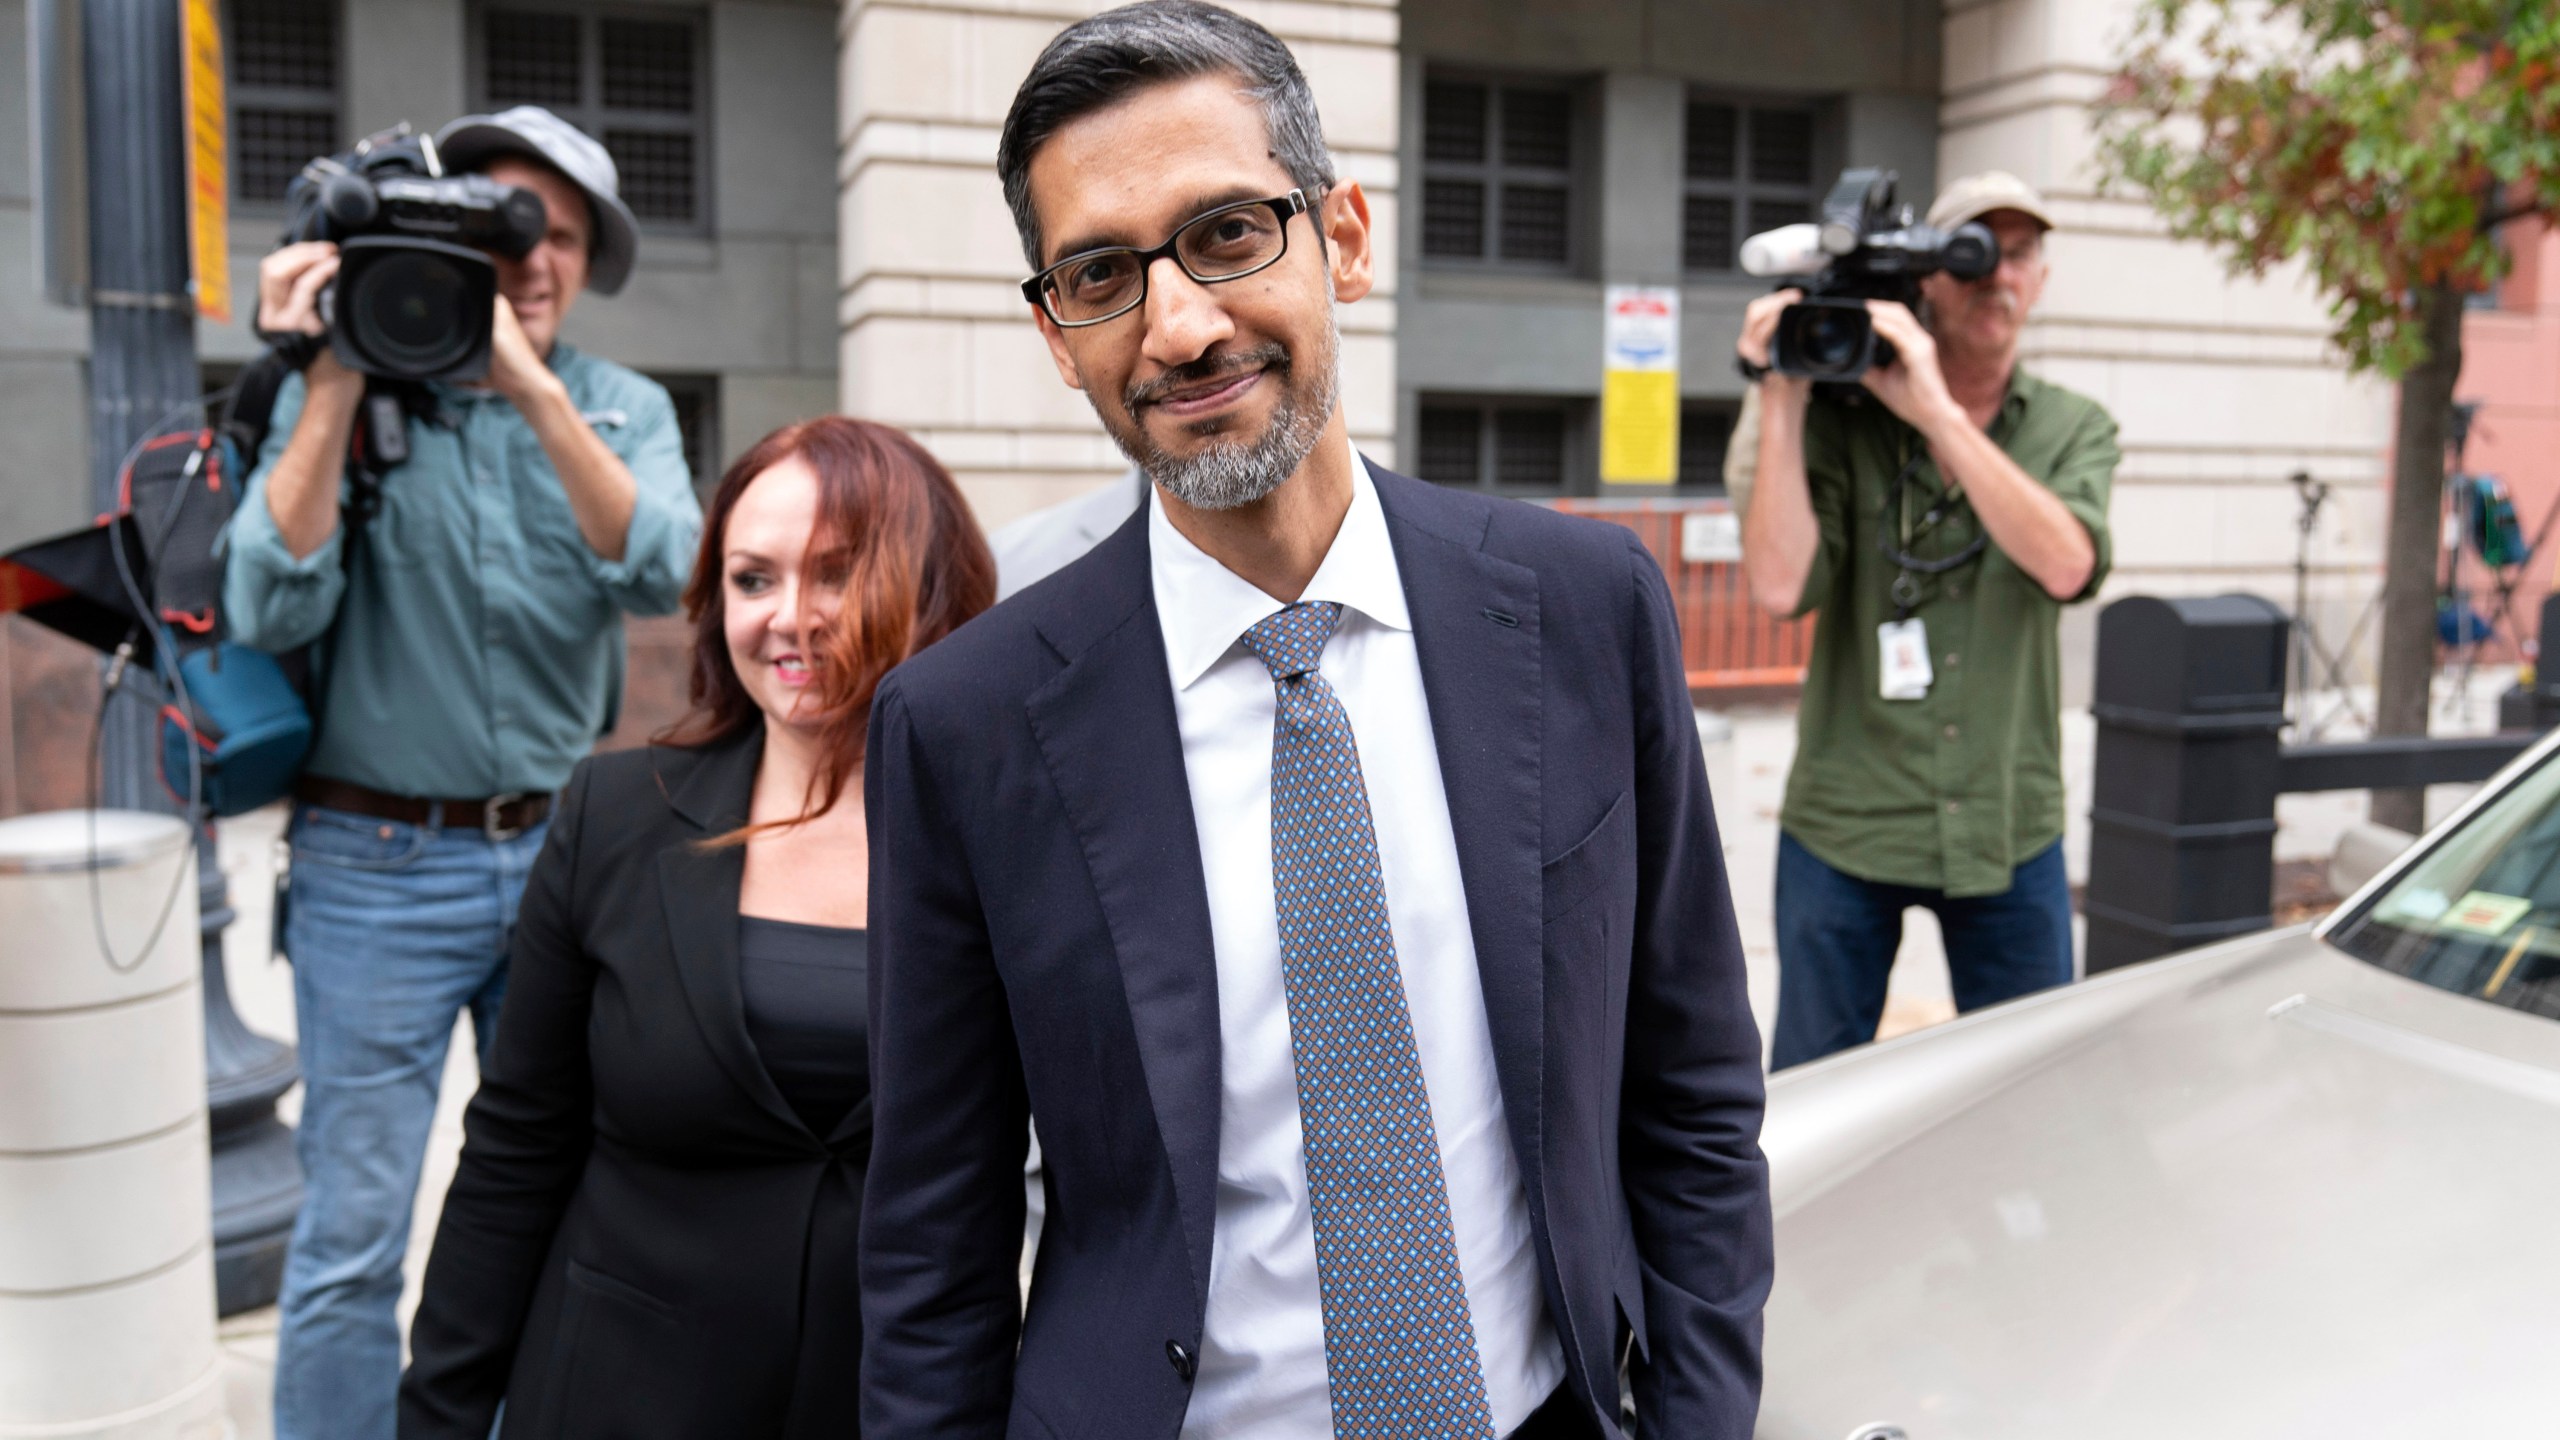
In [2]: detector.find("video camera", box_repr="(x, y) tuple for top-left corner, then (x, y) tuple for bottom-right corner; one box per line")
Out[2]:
(1740, 168), (1997, 383)
(279, 124), (547, 384)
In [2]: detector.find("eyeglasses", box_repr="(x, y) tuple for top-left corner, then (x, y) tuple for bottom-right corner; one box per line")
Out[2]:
(1021, 190), (1309, 328)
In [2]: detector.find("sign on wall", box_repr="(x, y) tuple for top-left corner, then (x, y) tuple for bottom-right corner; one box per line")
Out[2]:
(1600, 285), (1679, 485)
(181, 0), (232, 324)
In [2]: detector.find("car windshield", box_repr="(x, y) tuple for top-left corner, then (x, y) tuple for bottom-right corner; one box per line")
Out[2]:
(2330, 749), (2560, 1020)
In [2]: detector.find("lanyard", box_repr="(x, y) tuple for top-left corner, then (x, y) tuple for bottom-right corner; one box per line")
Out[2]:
(1878, 441), (1985, 619)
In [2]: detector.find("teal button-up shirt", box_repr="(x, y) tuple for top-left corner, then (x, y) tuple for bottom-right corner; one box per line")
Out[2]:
(221, 343), (702, 798)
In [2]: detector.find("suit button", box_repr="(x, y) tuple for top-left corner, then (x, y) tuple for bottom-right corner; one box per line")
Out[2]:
(1166, 1340), (1196, 1381)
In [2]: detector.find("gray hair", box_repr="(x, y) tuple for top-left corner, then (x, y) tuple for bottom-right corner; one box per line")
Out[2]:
(996, 0), (1336, 270)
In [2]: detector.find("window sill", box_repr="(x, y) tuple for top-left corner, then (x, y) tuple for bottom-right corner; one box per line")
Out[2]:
(1414, 269), (1603, 304)
(632, 235), (719, 270)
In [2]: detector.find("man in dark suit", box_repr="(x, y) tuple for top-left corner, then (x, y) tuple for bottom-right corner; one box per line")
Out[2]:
(861, 4), (1772, 1436)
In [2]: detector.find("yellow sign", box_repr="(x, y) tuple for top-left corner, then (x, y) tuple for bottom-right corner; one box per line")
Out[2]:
(1600, 285), (1679, 484)
(1602, 370), (1679, 484)
(181, 0), (232, 323)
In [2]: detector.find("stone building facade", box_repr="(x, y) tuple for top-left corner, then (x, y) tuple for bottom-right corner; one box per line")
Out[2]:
(836, 0), (2395, 685)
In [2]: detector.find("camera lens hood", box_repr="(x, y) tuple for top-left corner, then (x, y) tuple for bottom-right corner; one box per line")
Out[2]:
(1771, 295), (1882, 382)
(327, 235), (499, 384)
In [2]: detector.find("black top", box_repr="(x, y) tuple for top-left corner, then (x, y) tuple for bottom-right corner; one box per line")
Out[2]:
(738, 916), (869, 1138)
(400, 732), (872, 1440)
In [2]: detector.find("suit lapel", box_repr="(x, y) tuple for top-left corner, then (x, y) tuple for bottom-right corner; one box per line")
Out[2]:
(1024, 510), (1223, 1307)
(1372, 466), (1548, 1206)
(651, 732), (808, 1137)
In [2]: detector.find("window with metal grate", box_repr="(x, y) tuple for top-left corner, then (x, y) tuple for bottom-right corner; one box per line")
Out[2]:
(1683, 97), (1819, 273)
(1420, 74), (1579, 269)
(1494, 408), (1566, 489)
(1417, 404), (1484, 487)
(645, 372), (722, 495)
(1415, 396), (1587, 494)
(602, 19), (696, 111)
(475, 3), (709, 230)
(227, 0), (339, 206)
(606, 130), (696, 223)
(486, 10), (581, 106)
(1678, 402), (1738, 494)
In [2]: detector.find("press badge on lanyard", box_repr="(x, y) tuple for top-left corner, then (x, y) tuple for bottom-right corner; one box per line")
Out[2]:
(1878, 615), (1932, 699)
(1876, 444), (1985, 702)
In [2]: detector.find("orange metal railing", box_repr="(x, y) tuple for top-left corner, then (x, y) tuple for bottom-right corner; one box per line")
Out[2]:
(1548, 497), (1814, 692)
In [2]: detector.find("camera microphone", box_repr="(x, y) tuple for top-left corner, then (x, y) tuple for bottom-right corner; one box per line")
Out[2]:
(1740, 224), (1828, 279)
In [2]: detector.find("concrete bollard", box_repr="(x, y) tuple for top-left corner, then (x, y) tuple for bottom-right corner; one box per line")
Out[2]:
(0, 811), (224, 1440)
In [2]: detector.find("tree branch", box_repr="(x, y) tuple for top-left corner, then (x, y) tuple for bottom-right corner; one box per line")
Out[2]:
(2483, 198), (2548, 230)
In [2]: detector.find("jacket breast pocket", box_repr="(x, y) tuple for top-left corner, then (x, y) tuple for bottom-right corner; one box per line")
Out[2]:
(536, 1259), (699, 1439)
(1543, 788), (1633, 929)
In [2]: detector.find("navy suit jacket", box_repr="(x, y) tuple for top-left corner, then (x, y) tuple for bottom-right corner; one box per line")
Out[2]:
(860, 465), (1772, 1439)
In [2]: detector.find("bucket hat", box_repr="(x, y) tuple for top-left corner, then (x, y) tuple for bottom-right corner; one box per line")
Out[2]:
(435, 105), (640, 295)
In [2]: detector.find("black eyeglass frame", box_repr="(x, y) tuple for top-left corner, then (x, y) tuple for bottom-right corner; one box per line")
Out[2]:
(1020, 190), (1311, 328)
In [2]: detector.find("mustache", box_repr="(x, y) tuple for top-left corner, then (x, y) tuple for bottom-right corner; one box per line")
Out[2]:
(1125, 343), (1289, 411)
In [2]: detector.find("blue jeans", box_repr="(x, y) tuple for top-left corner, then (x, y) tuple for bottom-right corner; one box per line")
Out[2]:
(1770, 832), (2075, 1070)
(272, 804), (548, 1440)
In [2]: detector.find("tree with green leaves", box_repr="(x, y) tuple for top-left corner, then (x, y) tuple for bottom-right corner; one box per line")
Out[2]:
(2095, 0), (2560, 830)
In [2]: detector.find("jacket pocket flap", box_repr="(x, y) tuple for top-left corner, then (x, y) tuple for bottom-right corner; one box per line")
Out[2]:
(1542, 788), (1633, 926)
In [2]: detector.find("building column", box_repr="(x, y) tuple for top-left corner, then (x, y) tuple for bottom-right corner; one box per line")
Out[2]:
(836, 0), (1401, 533)
(1939, 0), (2390, 650)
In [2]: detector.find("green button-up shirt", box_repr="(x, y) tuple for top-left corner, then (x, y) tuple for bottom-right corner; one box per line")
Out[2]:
(1780, 366), (2117, 897)
(220, 343), (702, 798)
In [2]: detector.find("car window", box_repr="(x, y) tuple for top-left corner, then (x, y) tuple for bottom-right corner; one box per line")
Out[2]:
(2330, 751), (2560, 1020)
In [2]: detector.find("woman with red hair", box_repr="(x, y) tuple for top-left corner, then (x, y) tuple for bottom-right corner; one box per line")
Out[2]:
(398, 417), (993, 1439)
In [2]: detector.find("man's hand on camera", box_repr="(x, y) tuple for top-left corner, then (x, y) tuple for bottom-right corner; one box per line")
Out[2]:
(1737, 289), (1812, 407)
(487, 297), (567, 410)
(257, 242), (339, 336)
(1858, 300), (1963, 433)
(256, 242), (361, 400)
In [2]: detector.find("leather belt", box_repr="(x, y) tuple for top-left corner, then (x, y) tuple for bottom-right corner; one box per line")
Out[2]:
(294, 777), (553, 841)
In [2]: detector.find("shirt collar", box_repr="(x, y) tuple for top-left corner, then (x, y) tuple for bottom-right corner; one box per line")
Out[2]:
(1994, 364), (2038, 434)
(1148, 438), (1410, 693)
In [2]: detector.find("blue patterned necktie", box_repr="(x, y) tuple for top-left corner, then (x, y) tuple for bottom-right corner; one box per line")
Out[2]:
(1238, 601), (1496, 1440)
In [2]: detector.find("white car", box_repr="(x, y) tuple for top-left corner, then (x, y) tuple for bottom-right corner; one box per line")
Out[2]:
(1756, 733), (2560, 1438)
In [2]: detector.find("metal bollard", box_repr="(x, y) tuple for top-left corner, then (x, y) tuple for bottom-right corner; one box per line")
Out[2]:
(2082, 596), (2289, 974)
(0, 811), (224, 1439)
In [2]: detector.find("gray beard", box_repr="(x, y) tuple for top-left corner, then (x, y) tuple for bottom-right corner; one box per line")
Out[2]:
(1113, 320), (1341, 513)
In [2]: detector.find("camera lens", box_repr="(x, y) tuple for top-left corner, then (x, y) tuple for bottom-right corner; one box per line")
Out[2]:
(325, 237), (497, 382)
(1800, 309), (1867, 375)
(354, 251), (469, 362)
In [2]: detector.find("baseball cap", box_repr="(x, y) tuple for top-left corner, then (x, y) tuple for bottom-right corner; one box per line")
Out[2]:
(1927, 171), (2056, 234)
(434, 105), (640, 295)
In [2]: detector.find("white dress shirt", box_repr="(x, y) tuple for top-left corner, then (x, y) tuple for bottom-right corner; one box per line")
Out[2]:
(1151, 448), (1565, 1438)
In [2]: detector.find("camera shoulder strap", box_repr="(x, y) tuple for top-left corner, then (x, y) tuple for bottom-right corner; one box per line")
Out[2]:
(304, 390), (405, 750)
(1876, 438), (1985, 618)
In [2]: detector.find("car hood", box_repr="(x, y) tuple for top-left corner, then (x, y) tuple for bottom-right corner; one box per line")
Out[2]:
(1757, 928), (2560, 1439)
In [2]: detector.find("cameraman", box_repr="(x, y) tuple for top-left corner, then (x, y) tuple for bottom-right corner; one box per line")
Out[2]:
(1736, 172), (2117, 1070)
(220, 107), (701, 1440)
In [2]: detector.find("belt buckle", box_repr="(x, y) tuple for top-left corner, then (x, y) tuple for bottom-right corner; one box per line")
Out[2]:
(482, 793), (529, 843)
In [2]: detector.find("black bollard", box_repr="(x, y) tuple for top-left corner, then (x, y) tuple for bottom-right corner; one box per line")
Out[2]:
(2083, 595), (2289, 973)
(199, 821), (302, 1315)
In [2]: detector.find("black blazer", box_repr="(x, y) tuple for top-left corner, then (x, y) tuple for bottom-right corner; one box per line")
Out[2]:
(399, 729), (872, 1440)
(861, 465), (1772, 1439)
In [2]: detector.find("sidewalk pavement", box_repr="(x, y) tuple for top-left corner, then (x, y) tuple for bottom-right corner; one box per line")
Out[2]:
(203, 682), (2510, 1436)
